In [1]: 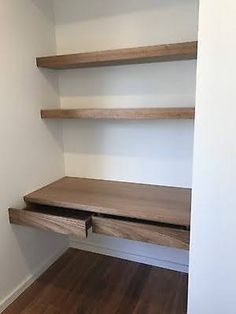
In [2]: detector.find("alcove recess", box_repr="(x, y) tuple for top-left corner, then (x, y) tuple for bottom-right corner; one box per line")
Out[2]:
(9, 41), (197, 250)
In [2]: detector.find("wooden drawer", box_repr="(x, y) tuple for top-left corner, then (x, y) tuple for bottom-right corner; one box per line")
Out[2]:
(9, 206), (92, 238)
(92, 216), (189, 250)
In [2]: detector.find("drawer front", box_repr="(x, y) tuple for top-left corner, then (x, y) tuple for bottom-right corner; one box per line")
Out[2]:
(9, 207), (91, 238)
(92, 216), (189, 250)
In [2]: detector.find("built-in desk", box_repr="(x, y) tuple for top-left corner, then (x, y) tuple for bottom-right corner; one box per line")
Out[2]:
(9, 177), (191, 250)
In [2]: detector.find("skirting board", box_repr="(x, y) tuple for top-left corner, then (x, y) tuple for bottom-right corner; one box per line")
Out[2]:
(0, 245), (68, 313)
(70, 231), (189, 273)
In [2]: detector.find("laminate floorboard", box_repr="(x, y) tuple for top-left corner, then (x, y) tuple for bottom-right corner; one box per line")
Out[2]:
(3, 249), (188, 314)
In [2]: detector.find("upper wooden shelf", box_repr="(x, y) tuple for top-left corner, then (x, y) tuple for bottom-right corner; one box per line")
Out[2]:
(36, 41), (197, 69)
(41, 107), (195, 120)
(24, 177), (191, 227)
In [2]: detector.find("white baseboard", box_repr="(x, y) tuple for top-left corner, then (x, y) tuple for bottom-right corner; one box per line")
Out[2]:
(0, 245), (68, 313)
(70, 232), (189, 273)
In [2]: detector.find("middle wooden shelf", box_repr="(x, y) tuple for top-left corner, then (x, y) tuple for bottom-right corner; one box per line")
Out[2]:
(41, 107), (195, 120)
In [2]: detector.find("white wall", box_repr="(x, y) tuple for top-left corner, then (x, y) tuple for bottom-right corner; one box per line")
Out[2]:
(54, 0), (198, 53)
(54, 0), (198, 187)
(0, 0), (67, 310)
(53, 0), (198, 271)
(188, 0), (236, 313)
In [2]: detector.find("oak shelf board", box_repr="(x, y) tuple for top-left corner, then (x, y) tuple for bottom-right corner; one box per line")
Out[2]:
(41, 107), (195, 120)
(36, 41), (197, 69)
(24, 177), (191, 227)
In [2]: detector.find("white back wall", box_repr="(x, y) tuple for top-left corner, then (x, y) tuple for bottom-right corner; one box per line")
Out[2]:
(188, 0), (236, 313)
(0, 0), (66, 310)
(53, 0), (198, 271)
(54, 0), (198, 187)
(54, 0), (198, 53)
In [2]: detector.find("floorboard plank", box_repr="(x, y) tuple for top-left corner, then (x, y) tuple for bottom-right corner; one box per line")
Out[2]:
(3, 249), (188, 314)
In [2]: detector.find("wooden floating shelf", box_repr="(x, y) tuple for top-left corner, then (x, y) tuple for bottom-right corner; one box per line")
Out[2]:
(36, 41), (197, 69)
(24, 177), (191, 227)
(41, 107), (195, 120)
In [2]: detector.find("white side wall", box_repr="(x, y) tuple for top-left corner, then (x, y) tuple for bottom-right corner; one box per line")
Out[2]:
(188, 0), (236, 313)
(0, 1), (67, 310)
(53, 0), (198, 271)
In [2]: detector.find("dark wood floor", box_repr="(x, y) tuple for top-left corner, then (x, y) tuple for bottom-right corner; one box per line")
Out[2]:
(4, 249), (188, 314)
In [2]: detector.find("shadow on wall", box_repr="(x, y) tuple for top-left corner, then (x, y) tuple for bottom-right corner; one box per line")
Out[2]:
(10, 223), (67, 275)
(58, 61), (196, 101)
(57, 61), (196, 186)
(61, 119), (194, 186)
(63, 119), (194, 159)
(0, 208), (67, 304)
(53, 0), (198, 52)
(53, 0), (194, 23)
(31, 0), (55, 20)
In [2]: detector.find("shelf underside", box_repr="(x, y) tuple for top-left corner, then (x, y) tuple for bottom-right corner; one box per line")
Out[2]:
(24, 177), (191, 227)
(36, 41), (197, 69)
(41, 107), (195, 120)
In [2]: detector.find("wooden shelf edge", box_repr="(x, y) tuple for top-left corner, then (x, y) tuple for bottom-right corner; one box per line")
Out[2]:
(41, 107), (195, 120)
(36, 41), (197, 69)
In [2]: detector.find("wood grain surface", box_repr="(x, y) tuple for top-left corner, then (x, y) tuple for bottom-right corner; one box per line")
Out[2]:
(41, 107), (195, 120)
(9, 206), (91, 237)
(24, 177), (191, 227)
(36, 41), (197, 69)
(3, 249), (188, 314)
(92, 216), (190, 250)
